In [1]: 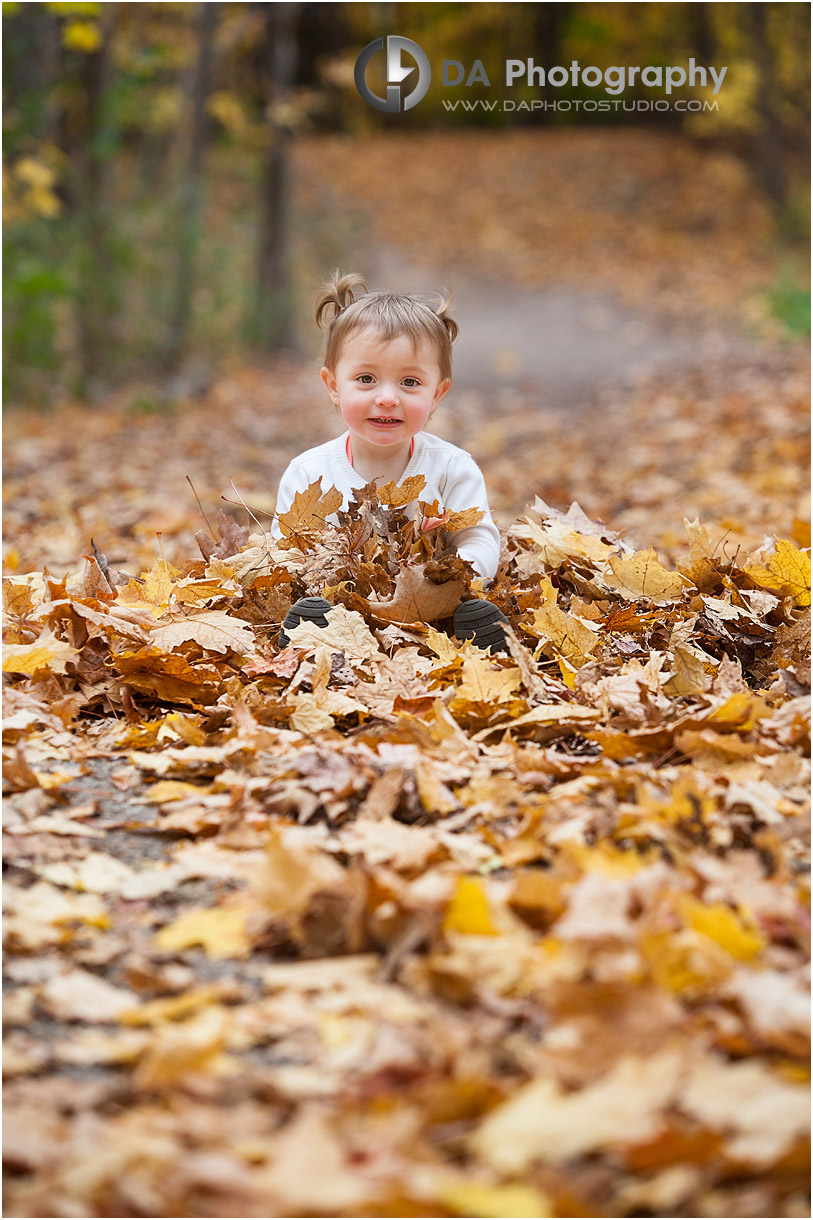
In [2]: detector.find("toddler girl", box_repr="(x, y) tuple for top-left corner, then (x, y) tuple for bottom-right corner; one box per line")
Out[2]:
(273, 271), (509, 652)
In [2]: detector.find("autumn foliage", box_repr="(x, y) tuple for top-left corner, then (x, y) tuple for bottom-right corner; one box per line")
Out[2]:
(3, 458), (810, 1217)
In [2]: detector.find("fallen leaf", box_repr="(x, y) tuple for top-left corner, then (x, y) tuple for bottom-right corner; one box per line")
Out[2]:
(150, 609), (256, 655)
(605, 549), (686, 602)
(744, 538), (811, 606)
(444, 876), (499, 935)
(39, 968), (137, 1022)
(284, 604), (380, 659)
(2, 629), (79, 677)
(471, 1049), (684, 1170)
(366, 564), (465, 625)
(154, 904), (253, 959)
(277, 480), (343, 547)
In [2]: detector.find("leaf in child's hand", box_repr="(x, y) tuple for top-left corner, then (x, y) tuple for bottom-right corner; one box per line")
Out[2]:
(420, 502), (485, 533)
(278, 480), (342, 548)
(365, 564), (465, 625)
(376, 474), (426, 507)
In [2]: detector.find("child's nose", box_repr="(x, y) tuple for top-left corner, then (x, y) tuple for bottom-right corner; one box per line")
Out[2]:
(375, 383), (399, 405)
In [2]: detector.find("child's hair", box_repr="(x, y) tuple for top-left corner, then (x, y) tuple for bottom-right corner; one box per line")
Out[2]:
(315, 271), (459, 381)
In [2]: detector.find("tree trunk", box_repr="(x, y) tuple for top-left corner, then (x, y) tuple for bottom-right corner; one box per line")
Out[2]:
(531, 3), (572, 126)
(164, 2), (218, 372)
(744, 3), (786, 213)
(251, 2), (301, 352)
(74, 5), (118, 395)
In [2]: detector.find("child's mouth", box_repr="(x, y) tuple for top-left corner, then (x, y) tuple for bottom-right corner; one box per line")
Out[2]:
(369, 417), (402, 428)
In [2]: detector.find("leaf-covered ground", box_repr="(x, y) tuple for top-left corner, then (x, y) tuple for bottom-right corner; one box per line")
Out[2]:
(3, 128), (811, 1219)
(4, 446), (811, 1217)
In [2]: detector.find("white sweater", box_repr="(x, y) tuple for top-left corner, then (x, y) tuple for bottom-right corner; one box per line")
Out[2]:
(271, 431), (501, 579)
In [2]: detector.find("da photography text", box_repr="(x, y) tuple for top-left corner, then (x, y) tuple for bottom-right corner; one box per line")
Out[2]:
(354, 36), (728, 114)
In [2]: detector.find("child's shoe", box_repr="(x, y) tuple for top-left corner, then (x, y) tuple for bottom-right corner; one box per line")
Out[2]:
(279, 596), (334, 647)
(453, 599), (510, 654)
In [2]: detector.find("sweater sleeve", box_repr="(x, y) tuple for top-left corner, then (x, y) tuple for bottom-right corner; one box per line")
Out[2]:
(440, 453), (502, 581)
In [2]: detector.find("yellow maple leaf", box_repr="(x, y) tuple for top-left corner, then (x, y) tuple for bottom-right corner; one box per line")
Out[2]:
(514, 517), (614, 568)
(605, 548), (685, 602)
(522, 601), (599, 667)
(118, 561), (179, 617)
(744, 539), (811, 606)
(154, 904), (252, 958)
(423, 625), (460, 663)
(679, 896), (765, 961)
(453, 653), (522, 706)
(2, 628), (79, 677)
(444, 876), (499, 935)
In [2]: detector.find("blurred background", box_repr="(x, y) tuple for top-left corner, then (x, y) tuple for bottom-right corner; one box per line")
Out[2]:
(3, 1), (810, 570)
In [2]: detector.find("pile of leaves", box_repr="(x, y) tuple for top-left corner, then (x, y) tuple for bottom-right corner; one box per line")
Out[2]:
(3, 478), (811, 1219)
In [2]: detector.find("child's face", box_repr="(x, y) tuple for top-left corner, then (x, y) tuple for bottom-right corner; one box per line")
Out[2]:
(321, 330), (450, 452)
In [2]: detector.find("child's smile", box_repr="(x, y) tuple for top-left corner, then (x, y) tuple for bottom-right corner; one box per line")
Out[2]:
(321, 331), (451, 471)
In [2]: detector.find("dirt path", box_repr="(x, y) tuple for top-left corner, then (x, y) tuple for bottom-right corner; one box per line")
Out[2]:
(363, 244), (752, 407)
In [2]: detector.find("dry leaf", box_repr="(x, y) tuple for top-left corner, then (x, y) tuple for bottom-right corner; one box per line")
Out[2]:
(605, 548), (686, 602)
(150, 609), (256, 655)
(2, 629), (79, 677)
(39, 968), (138, 1022)
(366, 564), (465, 625)
(744, 538), (811, 606)
(277, 480), (343, 547)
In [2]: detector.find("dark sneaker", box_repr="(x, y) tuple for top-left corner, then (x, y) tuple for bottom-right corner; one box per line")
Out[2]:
(279, 596), (334, 647)
(453, 599), (510, 654)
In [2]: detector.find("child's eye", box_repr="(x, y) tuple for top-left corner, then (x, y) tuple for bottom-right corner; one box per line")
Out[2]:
(357, 374), (374, 384)
(402, 377), (420, 387)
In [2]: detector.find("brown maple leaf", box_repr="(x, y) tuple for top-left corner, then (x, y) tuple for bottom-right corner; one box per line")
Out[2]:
(278, 480), (343, 549)
(376, 474), (427, 507)
(365, 564), (465, 626)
